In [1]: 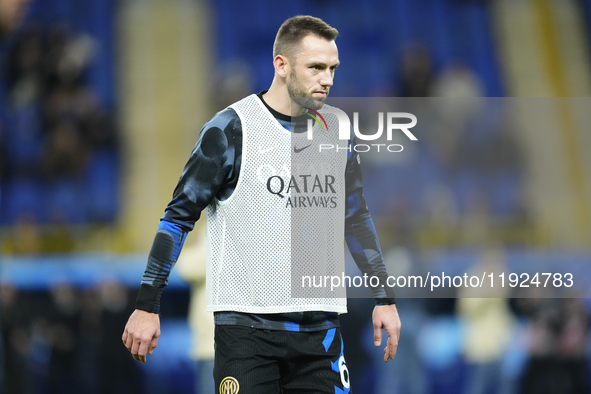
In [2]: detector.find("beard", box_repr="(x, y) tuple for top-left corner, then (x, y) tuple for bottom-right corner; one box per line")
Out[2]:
(286, 70), (327, 111)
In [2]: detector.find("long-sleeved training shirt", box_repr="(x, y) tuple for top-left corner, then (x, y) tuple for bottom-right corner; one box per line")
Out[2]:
(136, 91), (395, 332)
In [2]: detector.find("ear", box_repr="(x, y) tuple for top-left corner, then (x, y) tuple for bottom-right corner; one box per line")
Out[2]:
(273, 54), (289, 78)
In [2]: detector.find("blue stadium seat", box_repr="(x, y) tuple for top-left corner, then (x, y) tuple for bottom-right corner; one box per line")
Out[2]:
(45, 178), (86, 224)
(84, 149), (119, 222)
(1, 178), (44, 224)
(6, 102), (43, 167)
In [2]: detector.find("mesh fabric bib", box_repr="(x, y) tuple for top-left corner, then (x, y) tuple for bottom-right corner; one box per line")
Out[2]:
(206, 94), (348, 313)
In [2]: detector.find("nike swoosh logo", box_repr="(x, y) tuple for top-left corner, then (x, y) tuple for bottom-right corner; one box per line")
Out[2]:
(258, 146), (276, 154)
(294, 144), (311, 153)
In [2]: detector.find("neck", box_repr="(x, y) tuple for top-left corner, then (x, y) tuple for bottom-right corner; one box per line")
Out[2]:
(262, 76), (305, 117)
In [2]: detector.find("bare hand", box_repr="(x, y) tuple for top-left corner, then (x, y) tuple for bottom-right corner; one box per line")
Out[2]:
(122, 309), (160, 363)
(372, 304), (401, 362)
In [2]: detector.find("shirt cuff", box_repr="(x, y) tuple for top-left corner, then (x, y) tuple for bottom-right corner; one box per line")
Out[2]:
(135, 283), (164, 314)
(374, 298), (396, 306)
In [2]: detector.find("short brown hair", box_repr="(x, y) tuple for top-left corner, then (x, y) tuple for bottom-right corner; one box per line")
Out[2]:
(273, 15), (339, 60)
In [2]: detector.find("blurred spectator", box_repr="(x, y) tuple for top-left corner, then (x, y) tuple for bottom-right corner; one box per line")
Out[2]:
(377, 53), (530, 248)
(433, 61), (484, 98)
(517, 296), (590, 394)
(0, 19), (119, 251)
(0, 0), (30, 39)
(211, 59), (253, 111)
(1, 281), (141, 394)
(6, 24), (42, 108)
(430, 62), (484, 174)
(96, 282), (141, 394)
(77, 288), (102, 394)
(371, 248), (429, 394)
(82, 107), (117, 150)
(1, 283), (32, 394)
(43, 122), (86, 180)
(1, 2), (33, 386)
(42, 119), (87, 180)
(397, 43), (434, 98)
(175, 226), (215, 394)
(47, 283), (81, 394)
(457, 248), (517, 394)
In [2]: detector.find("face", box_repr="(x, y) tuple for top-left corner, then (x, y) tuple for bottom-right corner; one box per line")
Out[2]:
(286, 34), (339, 111)
(0, 0), (30, 37)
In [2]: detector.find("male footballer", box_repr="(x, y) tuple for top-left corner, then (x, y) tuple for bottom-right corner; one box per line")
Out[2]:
(123, 15), (401, 393)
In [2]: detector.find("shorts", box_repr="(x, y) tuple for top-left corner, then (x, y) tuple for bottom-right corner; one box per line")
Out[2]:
(214, 325), (352, 394)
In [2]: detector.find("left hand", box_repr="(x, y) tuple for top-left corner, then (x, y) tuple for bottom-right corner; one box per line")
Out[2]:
(372, 304), (401, 362)
(122, 309), (161, 363)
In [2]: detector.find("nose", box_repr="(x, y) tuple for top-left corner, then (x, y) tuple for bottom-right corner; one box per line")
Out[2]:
(320, 69), (334, 87)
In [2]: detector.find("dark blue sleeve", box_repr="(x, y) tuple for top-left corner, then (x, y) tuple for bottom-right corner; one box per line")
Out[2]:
(136, 108), (242, 313)
(163, 108), (242, 230)
(344, 136), (396, 304)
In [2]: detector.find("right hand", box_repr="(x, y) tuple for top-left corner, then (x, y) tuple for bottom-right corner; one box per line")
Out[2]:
(122, 309), (161, 363)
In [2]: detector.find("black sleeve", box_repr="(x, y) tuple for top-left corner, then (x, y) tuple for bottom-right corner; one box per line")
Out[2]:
(344, 136), (396, 305)
(136, 108), (243, 313)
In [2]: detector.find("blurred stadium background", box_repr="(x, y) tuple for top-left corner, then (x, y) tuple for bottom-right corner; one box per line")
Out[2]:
(2, 0), (591, 393)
